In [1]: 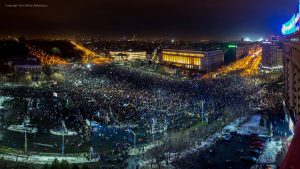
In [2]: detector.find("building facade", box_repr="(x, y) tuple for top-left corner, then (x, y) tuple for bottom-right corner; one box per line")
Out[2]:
(160, 49), (224, 72)
(8, 55), (42, 74)
(283, 42), (300, 115)
(236, 46), (249, 59)
(262, 43), (283, 69)
(110, 51), (147, 61)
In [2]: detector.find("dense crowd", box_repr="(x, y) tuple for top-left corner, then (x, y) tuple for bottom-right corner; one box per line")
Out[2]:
(0, 63), (282, 145)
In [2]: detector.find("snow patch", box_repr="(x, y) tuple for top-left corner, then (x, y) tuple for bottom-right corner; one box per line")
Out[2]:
(258, 138), (283, 164)
(237, 115), (268, 136)
(0, 96), (13, 109)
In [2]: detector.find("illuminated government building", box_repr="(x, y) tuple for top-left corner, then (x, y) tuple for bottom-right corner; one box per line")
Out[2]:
(110, 51), (147, 61)
(160, 49), (224, 72)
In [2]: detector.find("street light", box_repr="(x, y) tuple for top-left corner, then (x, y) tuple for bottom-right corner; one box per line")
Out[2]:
(200, 100), (207, 123)
(24, 98), (32, 154)
(151, 118), (156, 143)
(60, 120), (69, 156)
(61, 127), (65, 156)
(127, 128), (136, 148)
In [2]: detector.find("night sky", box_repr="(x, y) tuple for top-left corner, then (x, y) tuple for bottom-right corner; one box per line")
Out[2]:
(0, 0), (298, 40)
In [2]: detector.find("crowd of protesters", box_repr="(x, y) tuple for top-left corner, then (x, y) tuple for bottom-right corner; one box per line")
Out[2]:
(0, 63), (282, 148)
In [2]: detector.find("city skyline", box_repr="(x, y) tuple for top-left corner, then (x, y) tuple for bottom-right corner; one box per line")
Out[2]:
(0, 0), (297, 40)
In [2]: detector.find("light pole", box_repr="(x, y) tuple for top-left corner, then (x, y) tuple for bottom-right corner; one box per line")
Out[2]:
(128, 128), (136, 148)
(24, 122), (27, 154)
(24, 98), (31, 154)
(61, 121), (65, 156)
(201, 100), (207, 122)
(100, 80), (104, 89)
(62, 128), (64, 156)
(151, 118), (156, 143)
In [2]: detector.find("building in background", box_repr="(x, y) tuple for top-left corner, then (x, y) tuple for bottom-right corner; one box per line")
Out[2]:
(160, 49), (224, 72)
(224, 44), (257, 64)
(110, 51), (147, 61)
(224, 45), (238, 64)
(236, 45), (251, 58)
(7, 55), (42, 74)
(271, 34), (281, 42)
(261, 43), (283, 69)
(224, 44), (251, 64)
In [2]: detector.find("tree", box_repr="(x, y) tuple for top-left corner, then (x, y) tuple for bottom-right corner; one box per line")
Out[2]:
(43, 65), (52, 76)
(20, 73), (32, 85)
(71, 164), (80, 169)
(60, 160), (70, 169)
(146, 146), (165, 168)
(50, 72), (65, 83)
(18, 36), (26, 43)
(81, 164), (90, 169)
(0, 75), (8, 82)
(42, 164), (50, 169)
(50, 158), (60, 169)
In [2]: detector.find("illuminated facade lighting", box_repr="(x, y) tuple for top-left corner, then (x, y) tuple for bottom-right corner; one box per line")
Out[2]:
(160, 49), (224, 72)
(110, 51), (147, 61)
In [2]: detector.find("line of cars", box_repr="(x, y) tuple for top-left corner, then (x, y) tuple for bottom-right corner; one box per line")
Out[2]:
(240, 134), (265, 164)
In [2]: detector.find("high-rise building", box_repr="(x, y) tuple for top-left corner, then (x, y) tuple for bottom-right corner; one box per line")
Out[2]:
(261, 43), (283, 69)
(224, 44), (248, 63)
(271, 34), (281, 42)
(160, 49), (224, 72)
(283, 41), (300, 115)
(280, 2), (300, 169)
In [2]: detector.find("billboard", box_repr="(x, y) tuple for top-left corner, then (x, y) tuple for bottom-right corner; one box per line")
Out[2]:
(281, 2), (300, 35)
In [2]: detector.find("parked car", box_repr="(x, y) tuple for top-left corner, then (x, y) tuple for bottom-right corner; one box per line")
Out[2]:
(240, 156), (257, 163)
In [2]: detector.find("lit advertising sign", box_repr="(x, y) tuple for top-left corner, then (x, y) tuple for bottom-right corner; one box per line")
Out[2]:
(228, 45), (237, 48)
(282, 14), (300, 35)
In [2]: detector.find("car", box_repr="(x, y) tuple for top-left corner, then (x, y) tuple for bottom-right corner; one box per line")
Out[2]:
(249, 145), (264, 150)
(251, 142), (264, 148)
(247, 148), (262, 155)
(240, 156), (257, 163)
(250, 134), (259, 138)
(251, 141), (264, 147)
(221, 133), (232, 141)
(251, 137), (264, 142)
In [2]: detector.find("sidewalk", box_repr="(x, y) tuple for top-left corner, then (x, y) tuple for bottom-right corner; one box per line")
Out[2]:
(0, 153), (98, 164)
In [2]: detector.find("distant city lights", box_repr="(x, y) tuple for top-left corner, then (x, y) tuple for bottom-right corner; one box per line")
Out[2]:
(244, 37), (264, 42)
(244, 37), (252, 42)
(258, 38), (264, 42)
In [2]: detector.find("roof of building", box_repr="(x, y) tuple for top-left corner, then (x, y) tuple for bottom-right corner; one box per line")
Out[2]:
(12, 60), (41, 66)
(280, 118), (300, 169)
(162, 49), (224, 55)
(9, 54), (41, 66)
